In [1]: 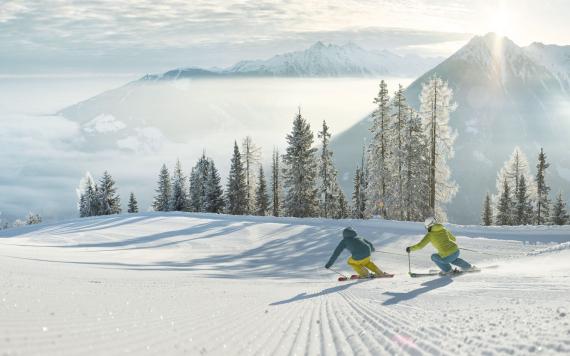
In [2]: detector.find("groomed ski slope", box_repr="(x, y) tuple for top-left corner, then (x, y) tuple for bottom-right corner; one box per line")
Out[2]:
(1, 212), (569, 355)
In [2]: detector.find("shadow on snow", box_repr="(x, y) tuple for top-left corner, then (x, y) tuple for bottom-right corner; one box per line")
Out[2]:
(382, 277), (454, 305)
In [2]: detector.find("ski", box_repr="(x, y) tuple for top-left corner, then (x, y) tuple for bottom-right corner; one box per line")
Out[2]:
(338, 273), (394, 281)
(410, 268), (482, 278)
(409, 272), (440, 278)
(428, 268), (482, 274)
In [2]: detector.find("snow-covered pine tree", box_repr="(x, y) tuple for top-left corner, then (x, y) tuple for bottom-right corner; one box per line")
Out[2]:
(79, 193), (86, 217)
(282, 109), (318, 217)
(551, 192), (569, 225)
(351, 148), (368, 219)
(352, 165), (363, 218)
(98, 171), (121, 215)
(189, 153), (210, 212)
(78, 176), (88, 218)
(388, 84), (408, 220)
(419, 75), (458, 221)
(482, 192), (493, 226)
(188, 167), (199, 211)
(366, 80), (391, 218)
(317, 120), (341, 218)
(494, 147), (537, 216)
(170, 159), (189, 211)
(358, 149), (368, 218)
(205, 159), (224, 213)
(242, 136), (261, 214)
(153, 164), (172, 212)
(88, 181), (100, 216)
(226, 141), (248, 215)
(78, 173), (98, 217)
(13, 219), (26, 228)
(535, 148), (551, 225)
(255, 166), (270, 216)
(507, 147), (534, 196)
(402, 107), (430, 221)
(333, 184), (350, 219)
(127, 192), (139, 213)
(26, 212), (42, 225)
(496, 178), (513, 225)
(514, 175), (534, 225)
(271, 148), (282, 217)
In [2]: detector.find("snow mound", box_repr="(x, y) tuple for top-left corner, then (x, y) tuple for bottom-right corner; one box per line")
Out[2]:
(527, 241), (570, 256)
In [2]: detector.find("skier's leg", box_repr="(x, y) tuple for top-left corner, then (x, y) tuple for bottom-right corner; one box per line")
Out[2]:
(451, 252), (472, 270)
(347, 257), (368, 277)
(431, 253), (452, 272)
(364, 259), (384, 275)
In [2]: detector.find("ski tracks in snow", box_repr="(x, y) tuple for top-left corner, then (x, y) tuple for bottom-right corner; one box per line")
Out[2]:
(1, 257), (569, 355)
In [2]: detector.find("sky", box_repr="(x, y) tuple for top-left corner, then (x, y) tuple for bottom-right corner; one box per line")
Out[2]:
(1, 0), (569, 75)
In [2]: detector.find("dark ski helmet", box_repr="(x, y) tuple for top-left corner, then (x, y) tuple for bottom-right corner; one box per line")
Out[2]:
(343, 227), (357, 238)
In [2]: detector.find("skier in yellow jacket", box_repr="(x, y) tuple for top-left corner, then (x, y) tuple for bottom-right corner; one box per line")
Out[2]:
(406, 217), (475, 275)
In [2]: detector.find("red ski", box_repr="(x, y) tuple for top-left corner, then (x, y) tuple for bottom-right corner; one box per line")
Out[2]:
(338, 273), (394, 281)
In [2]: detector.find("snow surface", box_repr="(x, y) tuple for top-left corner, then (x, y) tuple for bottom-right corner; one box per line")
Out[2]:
(1, 213), (569, 355)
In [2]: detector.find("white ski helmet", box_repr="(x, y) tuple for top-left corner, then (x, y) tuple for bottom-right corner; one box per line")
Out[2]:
(424, 216), (437, 230)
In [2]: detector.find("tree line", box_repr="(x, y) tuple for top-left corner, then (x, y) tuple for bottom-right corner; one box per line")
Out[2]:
(74, 75), (464, 223)
(364, 76), (457, 221)
(481, 147), (569, 226)
(148, 112), (350, 218)
(0, 212), (42, 230)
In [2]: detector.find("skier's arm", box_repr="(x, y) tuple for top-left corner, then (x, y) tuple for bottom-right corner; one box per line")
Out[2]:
(410, 233), (430, 252)
(363, 238), (375, 252)
(325, 241), (346, 268)
(447, 231), (457, 242)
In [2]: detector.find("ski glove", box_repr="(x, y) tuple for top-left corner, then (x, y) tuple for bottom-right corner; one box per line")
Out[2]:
(406, 246), (411, 253)
(325, 263), (332, 269)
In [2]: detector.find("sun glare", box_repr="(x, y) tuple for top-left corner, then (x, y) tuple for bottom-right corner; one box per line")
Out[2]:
(489, 4), (512, 37)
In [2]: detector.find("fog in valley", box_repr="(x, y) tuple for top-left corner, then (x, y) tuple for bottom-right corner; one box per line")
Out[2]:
(0, 76), (410, 222)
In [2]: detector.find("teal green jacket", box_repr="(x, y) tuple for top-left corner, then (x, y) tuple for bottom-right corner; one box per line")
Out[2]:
(325, 228), (375, 268)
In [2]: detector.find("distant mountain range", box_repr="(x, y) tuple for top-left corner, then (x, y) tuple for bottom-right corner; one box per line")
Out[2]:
(141, 41), (442, 79)
(58, 41), (442, 149)
(331, 33), (570, 223)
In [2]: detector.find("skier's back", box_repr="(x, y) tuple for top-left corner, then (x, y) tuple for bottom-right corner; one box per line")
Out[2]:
(325, 227), (386, 277)
(407, 217), (475, 275)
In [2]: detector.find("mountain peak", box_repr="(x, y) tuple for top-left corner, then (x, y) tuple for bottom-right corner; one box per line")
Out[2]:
(310, 41), (327, 50)
(528, 41), (546, 49)
(453, 33), (525, 68)
(466, 33), (518, 50)
(141, 40), (441, 79)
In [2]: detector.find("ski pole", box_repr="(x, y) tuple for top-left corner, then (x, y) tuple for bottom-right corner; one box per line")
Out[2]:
(373, 250), (408, 257)
(327, 267), (348, 279)
(460, 247), (517, 257)
(407, 252), (412, 275)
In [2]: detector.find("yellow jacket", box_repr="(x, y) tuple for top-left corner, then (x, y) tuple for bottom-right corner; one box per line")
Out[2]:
(410, 224), (458, 257)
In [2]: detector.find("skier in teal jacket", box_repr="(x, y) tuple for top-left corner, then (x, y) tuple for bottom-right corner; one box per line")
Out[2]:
(325, 227), (386, 277)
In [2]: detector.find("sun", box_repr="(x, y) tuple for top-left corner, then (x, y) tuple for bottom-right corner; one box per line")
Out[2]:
(489, 4), (512, 37)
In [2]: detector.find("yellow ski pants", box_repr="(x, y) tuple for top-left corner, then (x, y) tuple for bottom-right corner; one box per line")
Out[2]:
(347, 256), (383, 276)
